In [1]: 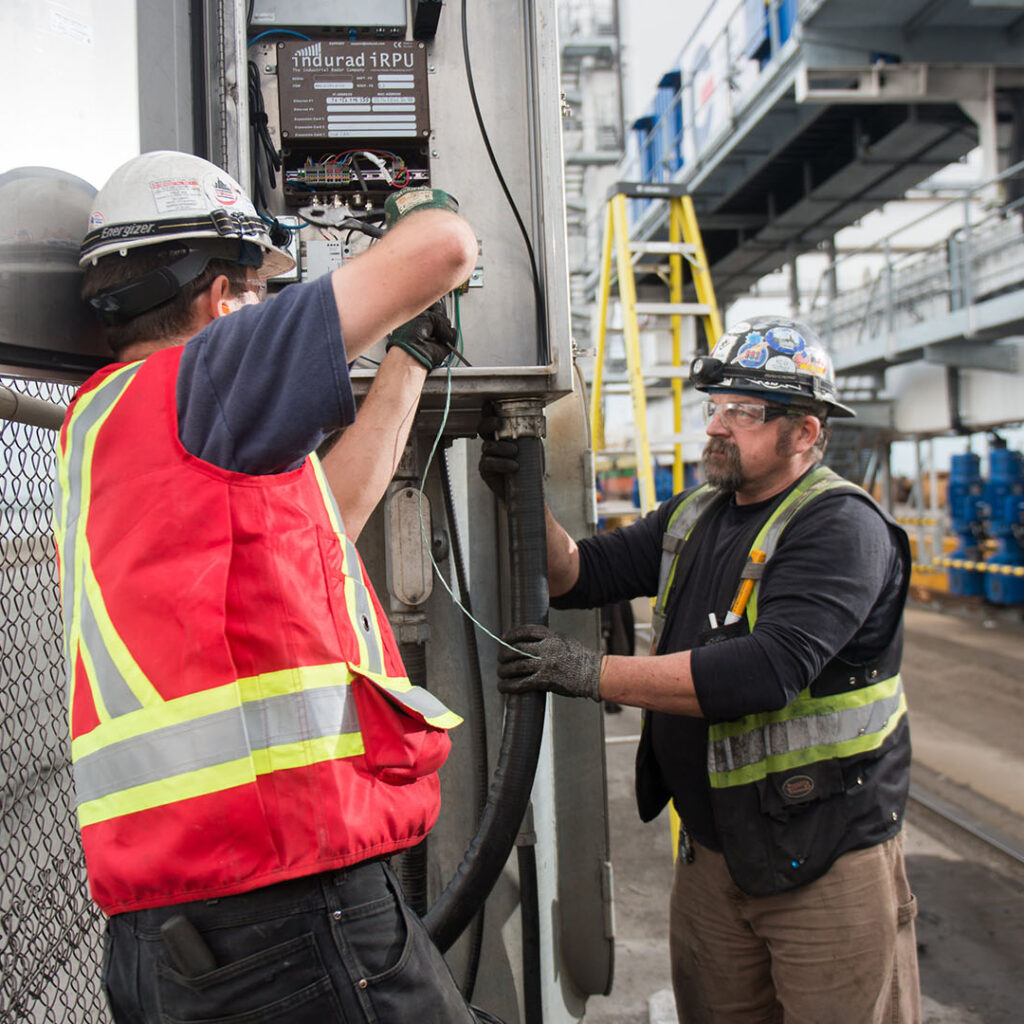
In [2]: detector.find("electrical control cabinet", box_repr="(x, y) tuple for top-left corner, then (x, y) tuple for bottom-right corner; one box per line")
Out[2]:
(276, 39), (431, 207)
(249, 0), (573, 402)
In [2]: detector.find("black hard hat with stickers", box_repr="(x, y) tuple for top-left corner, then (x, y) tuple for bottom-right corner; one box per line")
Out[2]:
(690, 316), (856, 418)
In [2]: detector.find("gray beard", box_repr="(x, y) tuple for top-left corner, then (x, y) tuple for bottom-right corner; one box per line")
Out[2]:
(701, 439), (744, 492)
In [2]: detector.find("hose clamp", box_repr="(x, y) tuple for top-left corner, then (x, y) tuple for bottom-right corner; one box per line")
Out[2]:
(493, 398), (546, 441)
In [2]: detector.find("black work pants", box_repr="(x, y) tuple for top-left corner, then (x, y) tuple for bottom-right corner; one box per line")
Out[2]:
(102, 859), (477, 1023)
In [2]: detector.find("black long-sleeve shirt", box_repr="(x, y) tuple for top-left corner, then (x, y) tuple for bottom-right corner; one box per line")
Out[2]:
(552, 473), (907, 847)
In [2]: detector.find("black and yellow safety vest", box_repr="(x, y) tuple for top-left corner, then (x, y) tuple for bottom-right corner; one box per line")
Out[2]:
(647, 465), (912, 896)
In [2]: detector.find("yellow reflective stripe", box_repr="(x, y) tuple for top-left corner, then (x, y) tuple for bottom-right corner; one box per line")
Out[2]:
(309, 452), (390, 674)
(707, 676), (906, 788)
(708, 693), (907, 789)
(747, 468), (852, 623)
(78, 759), (256, 828)
(250, 733), (365, 776)
(74, 670), (365, 825)
(80, 559), (157, 718)
(76, 413), (158, 714)
(309, 452), (344, 534)
(76, 732), (366, 828)
(710, 673), (902, 740)
(309, 452), (354, 578)
(71, 662), (357, 760)
(236, 661), (352, 702)
(57, 364), (153, 726)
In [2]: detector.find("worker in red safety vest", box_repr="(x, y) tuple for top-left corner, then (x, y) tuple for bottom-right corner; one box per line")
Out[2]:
(54, 150), (480, 1023)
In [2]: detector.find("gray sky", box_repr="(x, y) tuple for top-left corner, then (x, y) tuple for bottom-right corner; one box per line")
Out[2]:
(619, 3), (701, 122)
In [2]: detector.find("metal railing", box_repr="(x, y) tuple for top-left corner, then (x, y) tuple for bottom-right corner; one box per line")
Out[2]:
(806, 162), (1024, 359)
(1, 376), (108, 1023)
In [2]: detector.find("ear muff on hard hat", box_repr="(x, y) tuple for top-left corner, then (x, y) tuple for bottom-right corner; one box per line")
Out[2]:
(690, 316), (856, 418)
(79, 150), (294, 278)
(86, 241), (265, 326)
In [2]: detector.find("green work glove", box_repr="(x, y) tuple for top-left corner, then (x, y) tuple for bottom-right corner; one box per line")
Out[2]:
(384, 187), (459, 229)
(386, 300), (458, 370)
(497, 624), (603, 701)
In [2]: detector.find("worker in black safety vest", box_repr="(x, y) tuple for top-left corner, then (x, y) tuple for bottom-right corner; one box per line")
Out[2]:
(482, 316), (920, 1024)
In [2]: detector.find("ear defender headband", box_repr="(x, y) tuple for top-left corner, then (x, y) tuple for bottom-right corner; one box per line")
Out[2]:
(88, 241), (264, 326)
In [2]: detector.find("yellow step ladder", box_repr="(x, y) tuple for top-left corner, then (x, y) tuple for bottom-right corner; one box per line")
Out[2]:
(590, 182), (722, 514)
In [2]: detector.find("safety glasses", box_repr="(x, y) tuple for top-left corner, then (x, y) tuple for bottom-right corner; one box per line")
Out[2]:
(239, 275), (267, 304)
(701, 400), (797, 430)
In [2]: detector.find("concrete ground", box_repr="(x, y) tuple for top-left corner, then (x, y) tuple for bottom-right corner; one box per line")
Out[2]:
(580, 604), (1024, 1023)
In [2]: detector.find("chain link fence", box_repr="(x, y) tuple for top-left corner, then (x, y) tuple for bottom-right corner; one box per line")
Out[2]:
(1, 376), (109, 1023)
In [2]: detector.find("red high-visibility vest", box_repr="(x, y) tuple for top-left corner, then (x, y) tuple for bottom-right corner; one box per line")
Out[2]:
(54, 347), (460, 915)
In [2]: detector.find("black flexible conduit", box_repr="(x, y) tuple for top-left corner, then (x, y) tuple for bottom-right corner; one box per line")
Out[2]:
(439, 448), (490, 997)
(516, 807), (543, 1024)
(396, 638), (430, 917)
(424, 433), (549, 954)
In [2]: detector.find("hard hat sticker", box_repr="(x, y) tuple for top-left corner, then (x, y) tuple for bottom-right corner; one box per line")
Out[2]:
(794, 350), (829, 376)
(764, 326), (803, 352)
(712, 333), (739, 361)
(89, 211), (104, 228)
(736, 333), (769, 367)
(150, 178), (206, 215)
(206, 173), (240, 207)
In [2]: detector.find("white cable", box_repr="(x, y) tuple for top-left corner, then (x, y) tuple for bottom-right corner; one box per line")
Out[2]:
(416, 363), (540, 659)
(360, 151), (394, 186)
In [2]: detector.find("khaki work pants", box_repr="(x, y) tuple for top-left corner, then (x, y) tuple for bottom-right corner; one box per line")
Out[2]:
(669, 834), (920, 1024)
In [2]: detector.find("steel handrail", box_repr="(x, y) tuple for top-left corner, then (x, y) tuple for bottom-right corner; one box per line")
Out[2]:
(807, 159), (1024, 314)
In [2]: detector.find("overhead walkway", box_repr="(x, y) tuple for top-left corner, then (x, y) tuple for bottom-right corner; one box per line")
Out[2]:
(605, 0), (1024, 308)
(809, 165), (1024, 379)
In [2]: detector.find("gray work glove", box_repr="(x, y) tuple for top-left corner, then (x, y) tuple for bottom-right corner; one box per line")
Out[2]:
(386, 300), (458, 370)
(477, 410), (520, 500)
(497, 624), (603, 701)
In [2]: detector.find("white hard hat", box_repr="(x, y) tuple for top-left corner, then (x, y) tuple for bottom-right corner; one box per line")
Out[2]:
(79, 151), (294, 278)
(0, 166), (110, 367)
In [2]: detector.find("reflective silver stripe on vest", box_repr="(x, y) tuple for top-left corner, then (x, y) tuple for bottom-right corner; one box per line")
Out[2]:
(73, 682), (360, 805)
(346, 537), (384, 676)
(60, 366), (144, 716)
(387, 679), (454, 723)
(707, 684), (905, 779)
(312, 459), (385, 677)
(79, 587), (143, 716)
